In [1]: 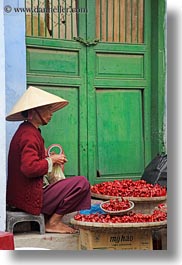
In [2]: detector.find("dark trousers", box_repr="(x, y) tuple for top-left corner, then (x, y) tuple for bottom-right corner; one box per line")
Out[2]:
(41, 176), (91, 216)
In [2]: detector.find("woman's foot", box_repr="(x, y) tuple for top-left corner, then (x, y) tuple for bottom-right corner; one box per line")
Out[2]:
(45, 213), (78, 234)
(45, 221), (77, 234)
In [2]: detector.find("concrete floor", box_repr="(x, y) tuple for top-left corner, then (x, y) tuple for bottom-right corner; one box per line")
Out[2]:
(14, 199), (102, 250)
(14, 232), (79, 250)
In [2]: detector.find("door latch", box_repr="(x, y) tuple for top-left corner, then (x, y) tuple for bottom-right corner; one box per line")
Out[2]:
(74, 37), (99, 47)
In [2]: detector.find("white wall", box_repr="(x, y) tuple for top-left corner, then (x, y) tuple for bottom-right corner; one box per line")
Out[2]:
(4, 0), (26, 152)
(0, 0), (26, 231)
(0, 0), (6, 231)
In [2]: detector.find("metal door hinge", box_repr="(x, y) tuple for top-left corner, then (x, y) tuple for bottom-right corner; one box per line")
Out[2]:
(74, 37), (99, 47)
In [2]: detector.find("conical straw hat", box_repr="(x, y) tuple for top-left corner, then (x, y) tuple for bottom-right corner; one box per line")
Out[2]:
(6, 86), (69, 121)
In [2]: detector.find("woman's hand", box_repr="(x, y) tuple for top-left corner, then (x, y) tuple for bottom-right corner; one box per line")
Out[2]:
(49, 154), (68, 165)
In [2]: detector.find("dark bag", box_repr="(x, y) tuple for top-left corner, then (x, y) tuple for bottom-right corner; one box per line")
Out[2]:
(141, 153), (167, 188)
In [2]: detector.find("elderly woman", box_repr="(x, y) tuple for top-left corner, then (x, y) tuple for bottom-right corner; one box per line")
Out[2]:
(6, 86), (91, 234)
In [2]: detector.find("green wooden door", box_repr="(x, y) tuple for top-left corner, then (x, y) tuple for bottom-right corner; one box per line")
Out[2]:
(87, 0), (151, 183)
(26, 0), (166, 184)
(26, 38), (87, 178)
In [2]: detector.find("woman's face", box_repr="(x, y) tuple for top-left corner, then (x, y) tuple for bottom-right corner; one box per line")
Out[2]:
(35, 105), (53, 125)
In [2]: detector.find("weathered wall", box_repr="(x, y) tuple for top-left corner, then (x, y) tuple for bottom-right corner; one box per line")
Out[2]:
(0, 0), (6, 231)
(5, 0), (27, 153)
(0, 0), (26, 230)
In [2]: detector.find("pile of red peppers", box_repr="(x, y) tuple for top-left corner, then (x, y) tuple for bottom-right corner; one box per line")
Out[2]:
(91, 179), (167, 197)
(101, 198), (131, 211)
(74, 207), (167, 223)
(74, 180), (168, 224)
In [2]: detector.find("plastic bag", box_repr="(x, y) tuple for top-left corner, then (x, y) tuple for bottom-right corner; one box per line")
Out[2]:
(141, 153), (167, 188)
(49, 164), (65, 183)
(43, 144), (66, 187)
(43, 164), (65, 188)
(80, 203), (106, 215)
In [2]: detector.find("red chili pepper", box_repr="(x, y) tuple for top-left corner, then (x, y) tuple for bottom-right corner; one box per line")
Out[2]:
(102, 198), (131, 212)
(74, 203), (167, 223)
(91, 180), (167, 198)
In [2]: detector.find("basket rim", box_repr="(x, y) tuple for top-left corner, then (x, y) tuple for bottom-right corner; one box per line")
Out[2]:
(70, 218), (167, 229)
(91, 192), (167, 202)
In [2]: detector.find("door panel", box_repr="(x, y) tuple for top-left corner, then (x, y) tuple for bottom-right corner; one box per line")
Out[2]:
(40, 86), (79, 177)
(26, 0), (78, 40)
(96, 53), (144, 78)
(96, 89), (144, 178)
(26, 48), (79, 76)
(95, 0), (144, 44)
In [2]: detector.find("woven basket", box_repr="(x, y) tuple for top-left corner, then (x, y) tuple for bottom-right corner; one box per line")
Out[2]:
(91, 192), (167, 214)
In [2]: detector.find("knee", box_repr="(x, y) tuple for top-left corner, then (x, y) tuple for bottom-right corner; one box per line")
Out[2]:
(77, 176), (90, 191)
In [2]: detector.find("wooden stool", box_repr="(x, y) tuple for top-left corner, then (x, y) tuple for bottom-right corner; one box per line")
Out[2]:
(6, 210), (45, 234)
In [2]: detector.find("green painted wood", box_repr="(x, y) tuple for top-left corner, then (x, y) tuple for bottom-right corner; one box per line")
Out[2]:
(94, 79), (147, 87)
(142, 0), (152, 166)
(77, 0), (87, 39)
(96, 89), (144, 178)
(26, 37), (88, 178)
(40, 86), (79, 177)
(26, 37), (81, 49)
(96, 53), (144, 78)
(95, 43), (147, 52)
(26, 0), (166, 185)
(27, 48), (79, 76)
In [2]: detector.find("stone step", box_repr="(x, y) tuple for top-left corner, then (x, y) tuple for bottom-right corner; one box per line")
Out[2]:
(14, 211), (79, 250)
(14, 199), (103, 250)
(14, 232), (79, 250)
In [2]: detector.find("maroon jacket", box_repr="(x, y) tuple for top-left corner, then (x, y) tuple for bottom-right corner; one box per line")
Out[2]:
(6, 122), (48, 215)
